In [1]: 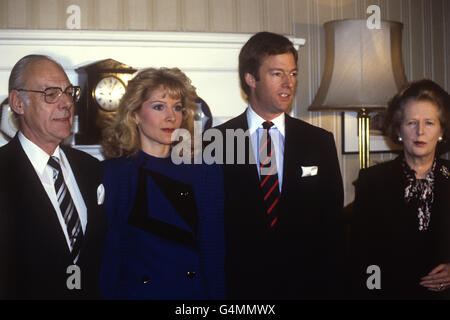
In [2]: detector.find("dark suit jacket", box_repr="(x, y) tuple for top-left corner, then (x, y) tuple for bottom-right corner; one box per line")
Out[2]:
(349, 155), (450, 300)
(0, 135), (106, 299)
(215, 111), (344, 299)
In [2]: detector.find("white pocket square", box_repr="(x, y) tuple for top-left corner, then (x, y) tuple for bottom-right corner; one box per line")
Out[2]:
(301, 166), (318, 177)
(97, 184), (105, 205)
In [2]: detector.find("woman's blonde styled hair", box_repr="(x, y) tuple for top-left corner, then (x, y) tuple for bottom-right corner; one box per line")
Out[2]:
(101, 67), (198, 159)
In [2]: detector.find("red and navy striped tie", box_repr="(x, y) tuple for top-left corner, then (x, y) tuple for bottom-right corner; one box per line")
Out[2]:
(259, 121), (280, 227)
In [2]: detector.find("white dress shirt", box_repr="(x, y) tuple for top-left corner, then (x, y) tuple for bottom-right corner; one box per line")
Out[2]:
(18, 132), (87, 251)
(246, 106), (285, 192)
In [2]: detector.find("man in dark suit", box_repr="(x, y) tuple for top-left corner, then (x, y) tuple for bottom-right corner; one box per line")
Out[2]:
(215, 32), (345, 299)
(0, 55), (105, 299)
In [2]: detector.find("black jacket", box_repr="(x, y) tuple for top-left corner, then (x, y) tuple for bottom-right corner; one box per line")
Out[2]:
(0, 135), (106, 299)
(215, 111), (345, 299)
(350, 155), (450, 300)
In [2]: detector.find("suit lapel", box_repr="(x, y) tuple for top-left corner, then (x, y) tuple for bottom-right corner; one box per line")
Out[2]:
(280, 114), (307, 197)
(144, 173), (195, 234)
(432, 160), (450, 260)
(430, 160), (450, 230)
(7, 136), (69, 256)
(62, 147), (97, 251)
(125, 157), (197, 247)
(228, 112), (299, 211)
(229, 111), (263, 195)
(145, 168), (198, 233)
(63, 147), (91, 212)
(281, 115), (293, 196)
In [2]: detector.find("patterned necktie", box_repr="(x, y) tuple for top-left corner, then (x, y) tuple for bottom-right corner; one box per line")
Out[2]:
(48, 156), (83, 262)
(259, 121), (280, 227)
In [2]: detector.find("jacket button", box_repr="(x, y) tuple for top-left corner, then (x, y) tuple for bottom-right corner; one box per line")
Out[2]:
(142, 275), (150, 284)
(187, 271), (196, 279)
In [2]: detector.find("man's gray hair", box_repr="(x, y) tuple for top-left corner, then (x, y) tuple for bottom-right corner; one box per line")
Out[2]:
(8, 54), (63, 93)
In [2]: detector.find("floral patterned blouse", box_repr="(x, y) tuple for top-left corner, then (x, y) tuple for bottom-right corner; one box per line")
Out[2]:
(402, 157), (450, 231)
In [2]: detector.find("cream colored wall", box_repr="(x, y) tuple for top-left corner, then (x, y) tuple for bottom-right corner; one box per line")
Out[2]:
(0, 0), (294, 32)
(1, 0), (449, 205)
(293, 0), (450, 205)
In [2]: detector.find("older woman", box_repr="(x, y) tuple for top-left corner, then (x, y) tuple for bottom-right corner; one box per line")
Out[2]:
(350, 79), (450, 300)
(99, 67), (225, 299)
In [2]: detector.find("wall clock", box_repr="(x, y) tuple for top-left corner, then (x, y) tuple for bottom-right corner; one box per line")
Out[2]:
(93, 75), (127, 112)
(76, 59), (137, 145)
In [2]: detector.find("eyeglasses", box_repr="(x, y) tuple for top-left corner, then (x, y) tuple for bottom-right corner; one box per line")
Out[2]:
(15, 86), (81, 104)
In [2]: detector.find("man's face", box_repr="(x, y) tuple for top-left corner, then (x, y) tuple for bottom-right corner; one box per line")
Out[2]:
(246, 52), (298, 120)
(14, 60), (74, 152)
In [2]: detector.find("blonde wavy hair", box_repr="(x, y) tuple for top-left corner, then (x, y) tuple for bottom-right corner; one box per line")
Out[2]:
(101, 67), (198, 159)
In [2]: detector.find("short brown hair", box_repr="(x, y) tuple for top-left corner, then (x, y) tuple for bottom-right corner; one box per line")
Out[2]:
(384, 79), (450, 150)
(101, 67), (198, 159)
(239, 31), (298, 98)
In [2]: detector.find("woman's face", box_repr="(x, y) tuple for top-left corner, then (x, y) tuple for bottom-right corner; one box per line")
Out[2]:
(134, 86), (184, 155)
(399, 100), (443, 162)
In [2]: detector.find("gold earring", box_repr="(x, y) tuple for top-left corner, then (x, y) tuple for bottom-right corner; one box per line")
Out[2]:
(438, 136), (443, 142)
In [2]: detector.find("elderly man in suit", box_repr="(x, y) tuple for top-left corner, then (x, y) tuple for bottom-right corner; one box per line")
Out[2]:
(215, 32), (345, 299)
(0, 55), (105, 299)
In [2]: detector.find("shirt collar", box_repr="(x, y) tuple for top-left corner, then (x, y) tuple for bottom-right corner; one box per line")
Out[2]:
(246, 105), (285, 136)
(18, 131), (62, 176)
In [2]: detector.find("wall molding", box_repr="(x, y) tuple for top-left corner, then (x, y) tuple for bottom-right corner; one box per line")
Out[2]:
(0, 29), (304, 115)
(0, 29), (305, 49)
(0, 28), (305, 158)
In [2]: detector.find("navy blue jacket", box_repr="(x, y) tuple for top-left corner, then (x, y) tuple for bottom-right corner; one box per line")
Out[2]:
(99, 151), (225, 299)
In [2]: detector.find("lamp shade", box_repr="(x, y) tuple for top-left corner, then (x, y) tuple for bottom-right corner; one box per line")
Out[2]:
(309, 19), (407, 111)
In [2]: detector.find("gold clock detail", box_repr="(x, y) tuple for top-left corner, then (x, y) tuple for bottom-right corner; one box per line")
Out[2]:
(94, 76), (126, 111)
(75, 59), (137, 144)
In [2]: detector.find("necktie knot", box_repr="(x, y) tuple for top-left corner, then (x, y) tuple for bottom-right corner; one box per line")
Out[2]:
(262, 121), (274, 130)
(48, 156), (61, 171)
(48, 157), (62, 182)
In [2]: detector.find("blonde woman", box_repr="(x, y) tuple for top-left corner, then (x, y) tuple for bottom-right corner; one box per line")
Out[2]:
(99, 67), (225, 299)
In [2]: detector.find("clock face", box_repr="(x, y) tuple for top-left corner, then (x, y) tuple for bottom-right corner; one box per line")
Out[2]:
(93, 76), (126, 111)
